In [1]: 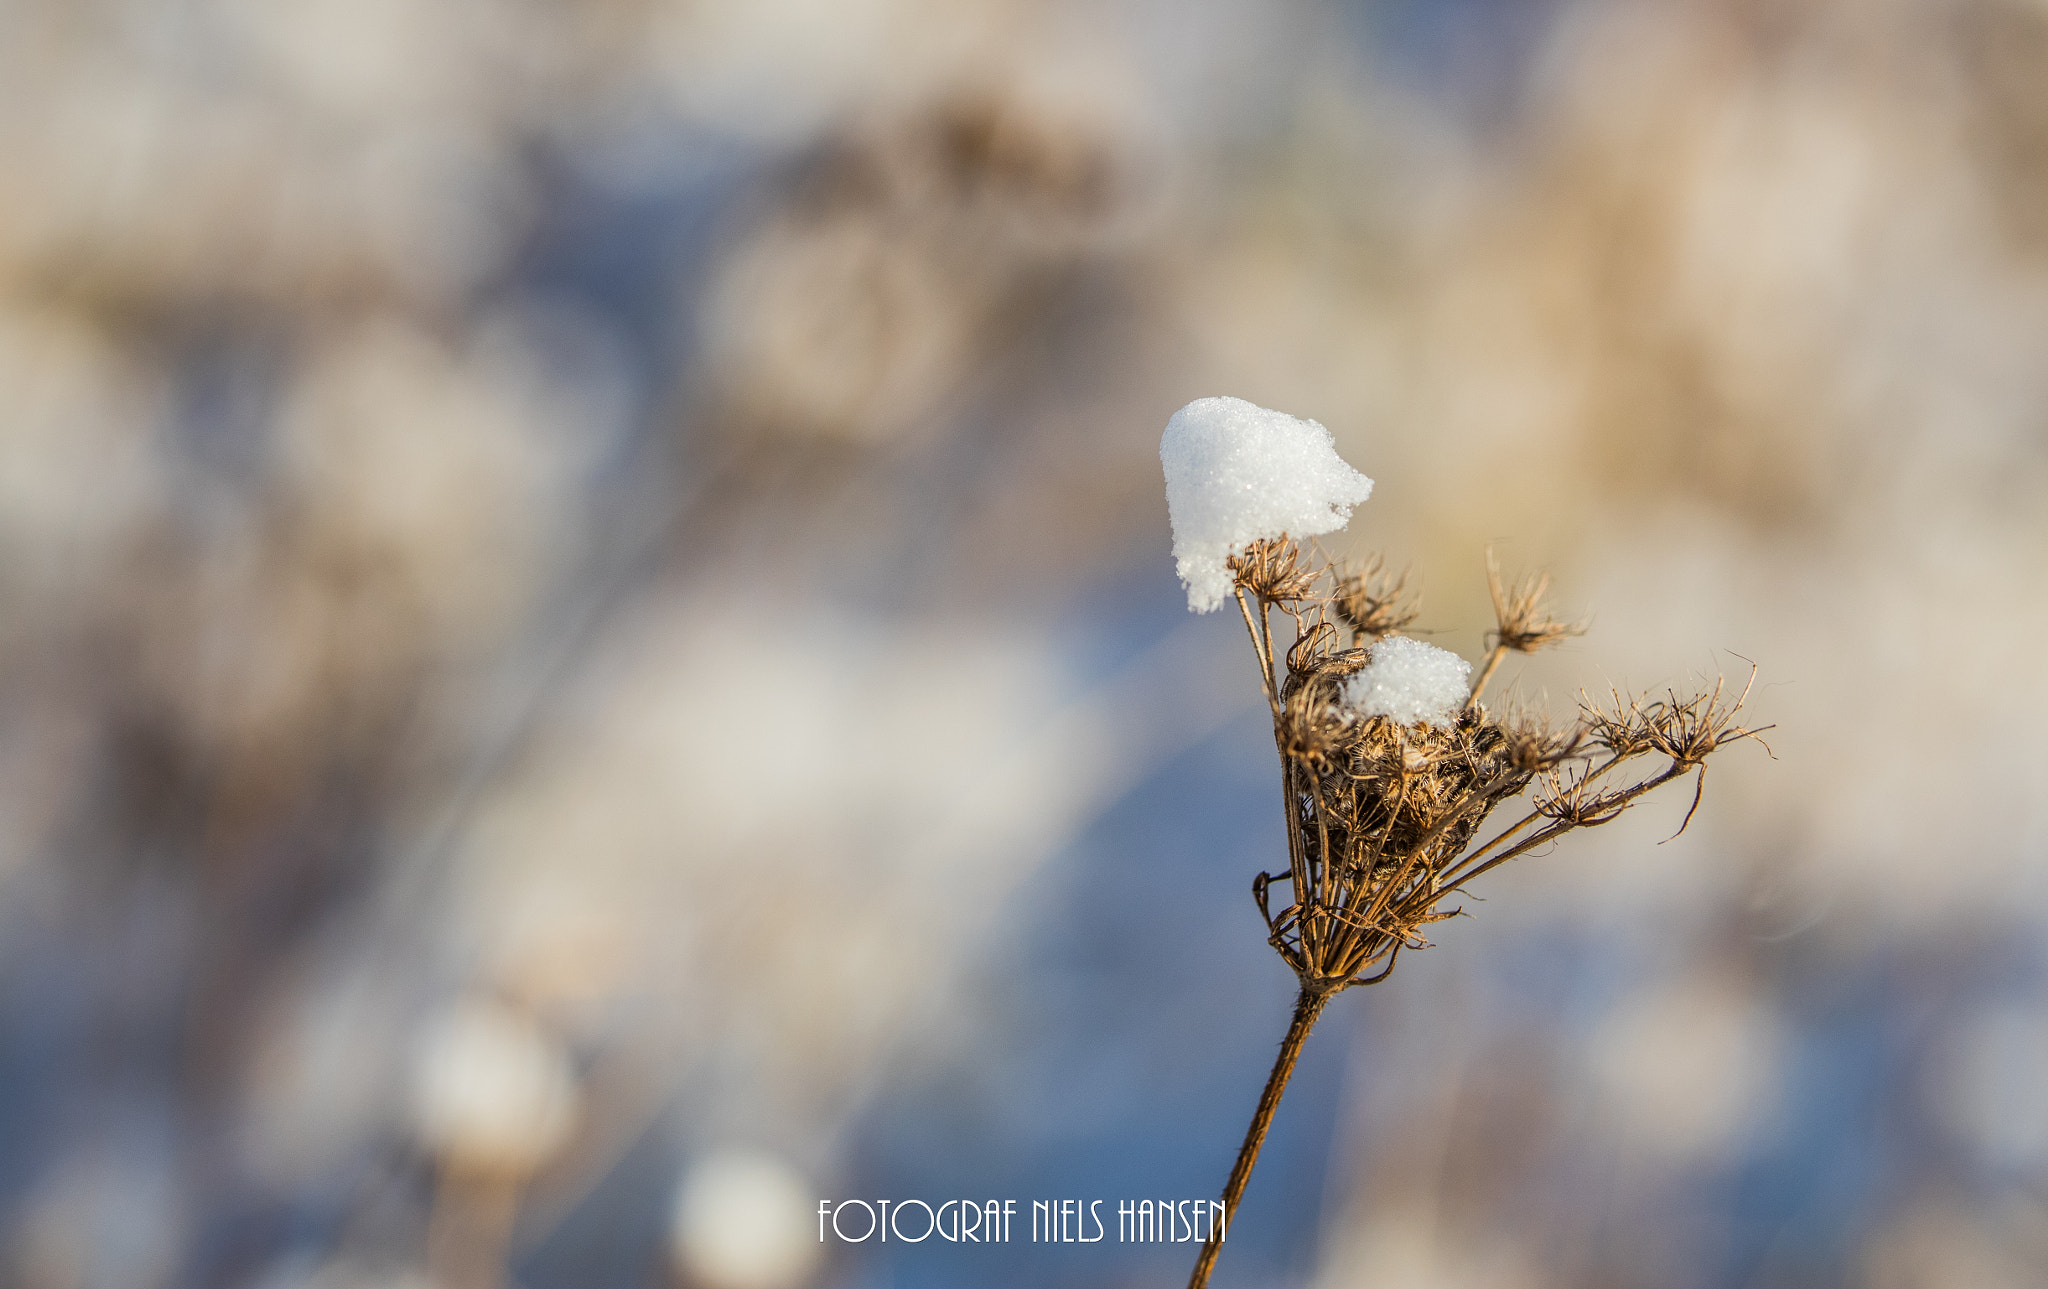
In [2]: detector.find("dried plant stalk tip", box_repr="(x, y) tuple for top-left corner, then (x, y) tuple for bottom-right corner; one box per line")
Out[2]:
(1485, 548), (1586, 653)
(1333, 554), (1419, 643)
(1229, 536), (1321, 603)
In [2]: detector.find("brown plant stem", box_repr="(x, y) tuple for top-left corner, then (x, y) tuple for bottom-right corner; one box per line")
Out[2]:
(1235, 588), (1278, 711)
(1466, 643), (1509, 709)
(1187, 987), (1331, 1289)
(427, 1168), (522, 1289)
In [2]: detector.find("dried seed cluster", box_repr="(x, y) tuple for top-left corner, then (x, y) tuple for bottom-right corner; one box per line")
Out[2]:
(1332, 553), (1418, 645)
(1227, 537), (1767, 996)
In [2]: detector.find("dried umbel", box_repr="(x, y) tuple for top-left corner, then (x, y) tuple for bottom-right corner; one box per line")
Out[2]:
(1158, 397), (1767, 1288)
(1227, 537), (1762, 998)
(1183, 534), (1767, 1289)
(1331, 552), (1418, 645)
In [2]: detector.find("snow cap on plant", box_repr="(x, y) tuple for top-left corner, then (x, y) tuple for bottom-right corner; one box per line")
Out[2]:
(1341, 636), (1472, 726)
(1160, 396), (1373, 612)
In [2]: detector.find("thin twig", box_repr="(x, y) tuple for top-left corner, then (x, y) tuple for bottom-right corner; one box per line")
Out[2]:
(1186, 989), (1329, 1289)
(1467, 644), (1509, 709)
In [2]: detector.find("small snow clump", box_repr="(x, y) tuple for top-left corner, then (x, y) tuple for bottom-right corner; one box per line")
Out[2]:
(1342, 636), (1472, 726)
(1161, 396), (1374, 612)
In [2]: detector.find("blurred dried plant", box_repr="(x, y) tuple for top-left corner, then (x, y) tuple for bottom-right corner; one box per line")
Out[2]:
(1186, 536), (1768, 1289)
(703, 81), (1137, 446)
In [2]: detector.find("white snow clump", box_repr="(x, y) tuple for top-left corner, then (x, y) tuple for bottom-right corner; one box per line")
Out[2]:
(1342, 636), (1472, 727)
(1160, 396), (1374, 613)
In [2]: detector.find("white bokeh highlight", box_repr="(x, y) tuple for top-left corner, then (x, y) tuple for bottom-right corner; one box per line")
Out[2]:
(670, 1150), (822, 1289)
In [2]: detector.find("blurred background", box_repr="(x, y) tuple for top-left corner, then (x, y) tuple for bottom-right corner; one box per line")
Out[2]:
(3, 0), (2047, 1286)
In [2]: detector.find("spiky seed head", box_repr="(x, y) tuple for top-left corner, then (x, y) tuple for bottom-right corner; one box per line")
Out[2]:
(1333, 555), (1419, 643)
(1502, 720), (1575, 773)
(1486, 548), (1585, 653)
(1229, 536), (1320, 603)
(1643, 670), (1768, 767)
(1581, 688), (1658, 757)
(1279, 684), (1349, 772)
(1193, 534), (1762, 994)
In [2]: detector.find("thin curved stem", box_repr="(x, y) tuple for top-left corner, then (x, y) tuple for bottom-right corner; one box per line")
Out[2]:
(1235, 588), (1278, 712)
(1186, 988), (1330, 1289)
(1466, 643), (1509, 709)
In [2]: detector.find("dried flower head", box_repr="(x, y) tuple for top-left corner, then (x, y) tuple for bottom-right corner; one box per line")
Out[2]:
(1332, 553), (1419, 644)
(1165, 402), (1768, 1289)
(1463, 549), (1588, 710)
(1191, 519), (1760, 996)
(1485, 548), (1586, 653)
(1228, 536), (1320, 604)
(1580, 685), (1658, 758)
(1191, 526), (1774, 1161)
